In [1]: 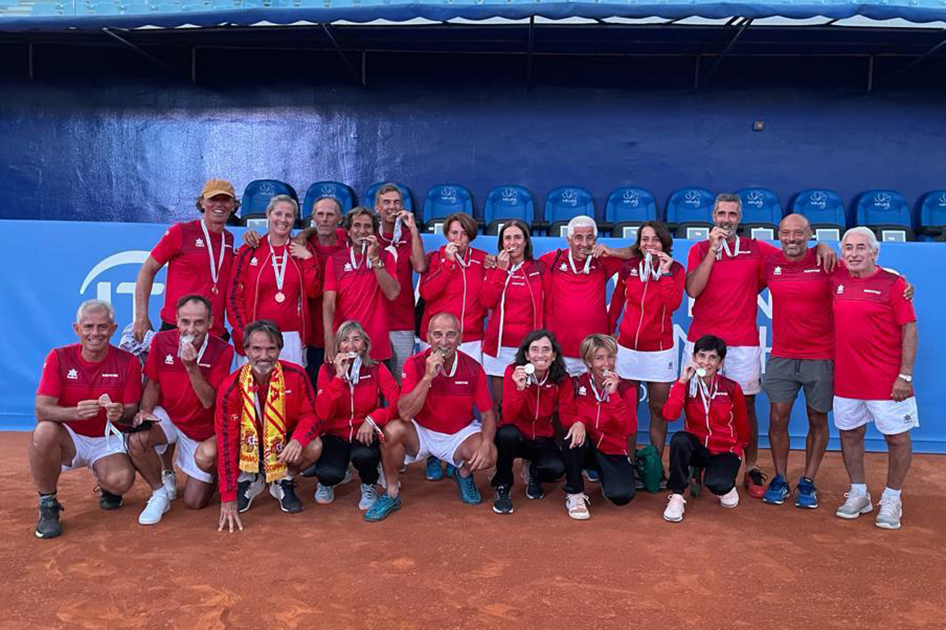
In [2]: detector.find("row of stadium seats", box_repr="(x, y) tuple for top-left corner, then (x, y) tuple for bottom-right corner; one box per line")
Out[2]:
(0, 0), (378, 17)
(236, 179), (946, 243)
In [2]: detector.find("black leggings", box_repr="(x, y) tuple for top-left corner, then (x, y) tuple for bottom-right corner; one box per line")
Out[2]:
(666, 431), (741, 496)
(313, 434), (380, 486)
(491, 424), (565, 488)
(562, 436), (636, 506)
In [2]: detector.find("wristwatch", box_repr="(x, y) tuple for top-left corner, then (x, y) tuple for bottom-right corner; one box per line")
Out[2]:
(897, 373), (913, 383)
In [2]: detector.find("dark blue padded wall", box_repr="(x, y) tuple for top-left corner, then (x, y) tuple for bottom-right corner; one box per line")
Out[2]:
(3, 52), (946, 225)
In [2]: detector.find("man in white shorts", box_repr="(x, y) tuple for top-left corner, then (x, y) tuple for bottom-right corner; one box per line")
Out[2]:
(32, 300), (142, 539)
(831, 227), (918, 530)
(366, 312), (497, 521)
(127, 295), (235, 525)
(684, 193), (836, 498)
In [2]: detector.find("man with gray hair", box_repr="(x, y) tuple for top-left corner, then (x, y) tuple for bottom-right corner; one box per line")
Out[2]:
(831, 227), (918, 530)
(32, 299), (142, 539)
(539, 215), (631, 376)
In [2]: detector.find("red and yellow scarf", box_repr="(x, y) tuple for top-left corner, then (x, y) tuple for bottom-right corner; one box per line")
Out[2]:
(238, 361), (288, 482)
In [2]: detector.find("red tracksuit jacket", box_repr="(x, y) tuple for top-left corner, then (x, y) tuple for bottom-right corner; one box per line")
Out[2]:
(608, 257), (686, 351)
(560, 372), (637, 456)
(315, 362), (400, 442)
(499, 363), (574, 440)
(480, 260), (546, 357)
(662, 376), (750, 457)
(418, 246), (488, 342)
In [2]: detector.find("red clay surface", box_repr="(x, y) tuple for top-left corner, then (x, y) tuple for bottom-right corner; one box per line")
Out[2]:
(2, 431), (944, 630)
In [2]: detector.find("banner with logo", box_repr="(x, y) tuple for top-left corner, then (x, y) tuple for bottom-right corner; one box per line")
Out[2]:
(2, 220), (942, 452)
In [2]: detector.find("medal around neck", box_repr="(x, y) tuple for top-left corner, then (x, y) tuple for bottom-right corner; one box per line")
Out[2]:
(696, 367), (707, 378)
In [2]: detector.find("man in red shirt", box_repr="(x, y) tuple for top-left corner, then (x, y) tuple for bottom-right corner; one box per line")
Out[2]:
(134, 179), (238, 342)
(831, 228), (918, 530)
(375, 184), (428, 381)
(32, 300), (142, 539)
(540, 215), (630, 376)
(127, 295), (234, 526)
(215, 320), (322, 532)
(365, 312), (497, 521)
(685, 194), (835, 498)
(323, 207), (401, 363)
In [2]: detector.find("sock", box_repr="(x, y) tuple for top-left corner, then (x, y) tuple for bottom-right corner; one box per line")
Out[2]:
(850, 483), (868, 496)
(882, 487), (902, 500)
(152, 486), (168, 499)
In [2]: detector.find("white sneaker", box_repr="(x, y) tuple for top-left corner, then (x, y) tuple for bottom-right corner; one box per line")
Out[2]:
(876, 496), (903, 530)
(663, 494), (686, 522)
(719, 487), (739, 509)
(566, 493), (591, 520)
(315, 483), (335, 505)
(836, 492), (873, 519)
(138, 490), (171, 525)
(161, 470), (177, 501)
(359, 483), (380, 511)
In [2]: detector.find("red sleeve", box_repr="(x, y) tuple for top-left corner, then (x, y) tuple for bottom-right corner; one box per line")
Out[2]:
(479, 267), (508, 309)
(662, 381), (686, 422)
(215, 376), (241, 503)
(664, 263), (686, 312)
(226, 245), (252, 346)
(209, 345), (235, 389)
(315, 365), (344, 422)
(36, 350), (61, 398)
(382, 251), (398, 283)
(290, 372), (321, 448)
(557, 377), (578, 429)
(143, 337), (160, 382)
(686, 243), (703, 274)
(500, 366), (527, 424)
(150, 223), (183, 266)
(730, 383), (750, 449)
(419, 251), (458, 300)
(302, 246), (322, 299)
(890, 276), (917, 325)
(757, 239), (780, 258)
(474, 365), (494, 413)
(371, 364), (401, 426)
(605, 381), (637, 438)
(602, 255), (624, 277)
(608, 267), (627, 334)
(122, 359), (143, 404)
(400, 355), (421, 396)
(323, 255), (338, 293)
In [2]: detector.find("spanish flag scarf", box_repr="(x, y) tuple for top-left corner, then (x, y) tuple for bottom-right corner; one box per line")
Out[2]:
(238, 361), (288, 482)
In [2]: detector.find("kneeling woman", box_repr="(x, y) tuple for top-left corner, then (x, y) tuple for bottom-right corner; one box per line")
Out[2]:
(560, 334), (638, 520)
(491, 329), (571, 515)
(313, 320), (400, 511)
(661, 334), (749, 523)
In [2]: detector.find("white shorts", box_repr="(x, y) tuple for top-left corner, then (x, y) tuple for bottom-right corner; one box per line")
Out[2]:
(683, 341), (762, 395)
(616, 343), (678, 383)
(563, 356), (588, 377)
(483, 346), (517, 377)
(402, 420), (482, 468)
(833, 396), (920, 435)
(152, 406), (214, 483)
(418, 340), (483, 365)
(62, 424), (127, 471)
(236, 330), (305, 368)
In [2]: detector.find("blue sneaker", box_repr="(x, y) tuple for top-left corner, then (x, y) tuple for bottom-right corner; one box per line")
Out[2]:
(795, 477), (819, 509)
(425, 456), (443, 481)
(451, 467), (482, 504)
(583, 468), (600, 483)
(363, 493), (401, 522)
(762, 474), (790, 505)
(445, 463), (456, 478)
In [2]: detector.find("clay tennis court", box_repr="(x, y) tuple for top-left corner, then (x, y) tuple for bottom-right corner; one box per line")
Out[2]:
(2, 431), (943, 629)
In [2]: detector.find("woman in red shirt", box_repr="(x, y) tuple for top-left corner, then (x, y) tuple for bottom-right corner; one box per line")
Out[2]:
(661, 334), (750, 523)
(481, 220), (546, 409)
(490, 329), (570, 515)
(312, 320), (400, 512)
(560, 334), (638, 520)
(607, 222), (685, 465)
(228, 195), (321, 366)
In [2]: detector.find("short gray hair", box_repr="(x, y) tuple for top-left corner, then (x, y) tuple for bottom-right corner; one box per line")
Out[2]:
(265, 194), (299, 219)
(713, 193), (742, 214)
(313, 196), (342, 218)
(243, 320), (284, 350)
(76, 299), (114, 324)
(566, 215), (598, 238)
(842, 226), (880, 255)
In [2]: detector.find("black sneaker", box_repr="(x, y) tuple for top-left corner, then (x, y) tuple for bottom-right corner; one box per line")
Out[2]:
(525, 473), (544, 500)
(688, 466), (702, 498)
(492, 485), (513, 514)
(35, 496), (64, 539)
(98, 488), (124, 511)
(237, 475), (265, 513)
(270, 479), (304, 514)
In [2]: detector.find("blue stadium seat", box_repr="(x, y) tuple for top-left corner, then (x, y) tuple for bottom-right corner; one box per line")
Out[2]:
(736, 187), (782, 241)
(917, 190), (946, 241)
(363, 182), (414, 213)
(603, 186), (658, 240)
(665, 186), (715, 240)
(543, 186), (596, 238)
(240, 179), (298, 229)
(301, 181), (355, 225)
(483, 185), (536, 235)
(853, 189), (915, 242)
(791, 188), (846, 241)
(423, 184), (474, 235)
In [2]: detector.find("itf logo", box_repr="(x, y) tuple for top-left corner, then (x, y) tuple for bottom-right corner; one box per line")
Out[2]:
(873, 192), (891, 210)
(501, 188), (519, 206)
(258, 181), (276, 196)
(746, 190), (765, 208)
(79, 251), (165, 323)
(622, 189), (641, 206)
(808, 191), (827, 209)
(440, 187), (458, 203)
(684, 190), (702, 206)
(560, 189), (579, 207)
